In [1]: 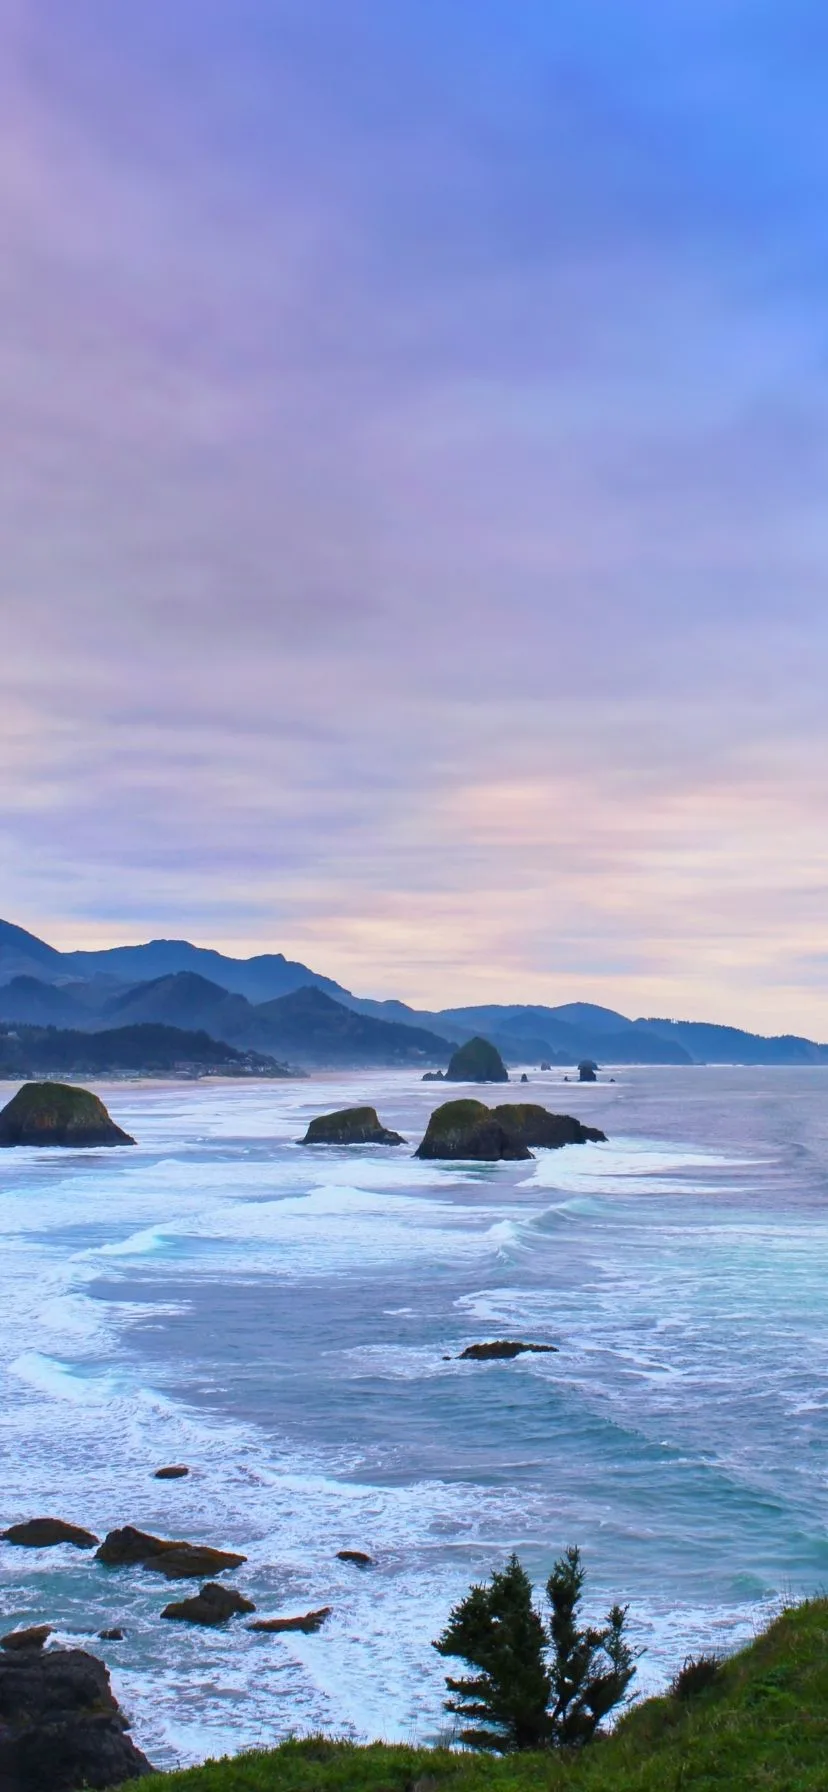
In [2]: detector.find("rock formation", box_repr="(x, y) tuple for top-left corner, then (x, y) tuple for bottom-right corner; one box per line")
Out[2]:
(1, 1627), (52, 1652)
(0, 1082), (134, 1148)
(444, 1037), (509, 1084)
(249, 1607), (331, 1634)
(459, 1340), (558, 1361)
(414, 1100), (532, 1162)
(300, 1106), (405, 1145)
(161, 1582), (255, 1626)
(95, 1526), (246, 1578)
(153, 1465), (189, 1480)
(0, 1643), (152, 1788)
(337, 1550), (373, 1567)
(491, 1104), (606, 1147)
(578, 1059), (598, 1082)
(3, 1518), (99, 1549)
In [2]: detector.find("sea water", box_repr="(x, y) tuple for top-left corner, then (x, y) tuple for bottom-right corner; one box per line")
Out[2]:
(1, 1066), (827, 1769)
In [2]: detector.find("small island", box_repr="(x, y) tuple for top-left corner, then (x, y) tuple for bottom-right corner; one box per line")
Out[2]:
(415, 1099), (532, 1161)
(300, 1106), (405, 1145)
(0, 1081), (135, 1148)
(443, 1036), (509, 1083)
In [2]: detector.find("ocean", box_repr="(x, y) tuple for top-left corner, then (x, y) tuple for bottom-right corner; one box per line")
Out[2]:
(1, 1065), (827, 1771)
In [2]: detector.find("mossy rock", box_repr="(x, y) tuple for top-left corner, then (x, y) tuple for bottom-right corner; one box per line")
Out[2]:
(444, 1036), (509, 1083)
(0, 1082), (134, 1148)
(415, 1100), (532, 1161)
(300, 1106), (405, 1146)
(492, 1104), (606, 1147)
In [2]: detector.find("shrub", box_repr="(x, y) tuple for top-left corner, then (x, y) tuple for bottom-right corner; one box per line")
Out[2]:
(670, 1653), (724, 1700)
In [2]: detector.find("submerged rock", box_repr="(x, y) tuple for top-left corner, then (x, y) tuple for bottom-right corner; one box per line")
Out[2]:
(98, 1629), (125, 1642)
(0, 1082), (135, 1148)
(1, 1627), (52, 1652)
(3, 1518), (99, 1550)
(414, 1100), (532, 1162)
(153, 1465), (189, 1480)
(491, 1104), (606, 1148)
(161, 1582), (255, 1626)
(337, 1550), (373, 1567)
(300, 1106), (405, 1146)
(459, 1340), (558, 1361)
(95, 1527), (246, 1578)
(0, 1644), (152, 1788)
(249, 1607), (331, 1634)
(444, 1037), (509, 1084)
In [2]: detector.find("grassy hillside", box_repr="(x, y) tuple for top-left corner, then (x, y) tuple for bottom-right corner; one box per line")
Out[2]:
(124, 1598), (828, 1790)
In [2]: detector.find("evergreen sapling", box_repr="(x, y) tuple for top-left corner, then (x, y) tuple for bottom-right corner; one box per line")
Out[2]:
(434, 1545), (638, 1752)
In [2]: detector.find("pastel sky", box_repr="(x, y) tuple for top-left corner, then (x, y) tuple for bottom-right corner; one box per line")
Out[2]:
(3, 1), (828, 1030)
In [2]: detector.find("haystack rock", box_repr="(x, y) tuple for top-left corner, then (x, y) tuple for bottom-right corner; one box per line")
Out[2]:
(444, 1037), (509, 1084)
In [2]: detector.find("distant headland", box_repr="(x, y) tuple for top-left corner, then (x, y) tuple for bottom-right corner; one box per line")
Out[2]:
(1, 918), (826, 1077)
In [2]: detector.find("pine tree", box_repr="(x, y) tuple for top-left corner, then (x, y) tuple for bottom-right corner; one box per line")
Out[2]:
(546, 1546), (637, 1746)
(433, 1546), (638, 1753)
(433, 1554), (552, 1751)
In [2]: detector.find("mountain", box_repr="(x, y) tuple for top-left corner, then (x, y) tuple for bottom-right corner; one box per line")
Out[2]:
(437, 1004), (692, 1066)
(640, 1018), (828, 1066)
(101, 971), (256, 1038)
(0, 977), (94, 1027)
(250, 987), (454, 1066)
(0, 922), (65, 983)
(1, 920), (826, 1067)
(0, 1022), (292, 1077)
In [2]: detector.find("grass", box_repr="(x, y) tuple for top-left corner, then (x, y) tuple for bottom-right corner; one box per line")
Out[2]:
(121, 1596), (828, 1790)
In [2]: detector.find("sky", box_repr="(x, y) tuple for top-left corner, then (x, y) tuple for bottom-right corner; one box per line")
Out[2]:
(2, 0), (828, 1031)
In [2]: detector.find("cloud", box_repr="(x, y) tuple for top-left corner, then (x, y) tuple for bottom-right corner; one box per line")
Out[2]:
(1, 1), (827, 1029)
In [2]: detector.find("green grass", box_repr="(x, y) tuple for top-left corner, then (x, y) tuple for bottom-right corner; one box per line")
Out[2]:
(122, 1597), (828, 1790)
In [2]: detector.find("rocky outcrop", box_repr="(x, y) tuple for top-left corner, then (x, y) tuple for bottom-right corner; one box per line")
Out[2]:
(578, 1060), (598, 1082)
(0, 1644), (152, 1788)
(152, 1544), (248, 1580)
(422, 1070), (445, 1082)
(161, 1582), (255, 1626)
(98, 1629), (124, 1642)
(459, 1340), (558, 1360)
(300, 1106), (405, 1145)
(95, 1526), (182, 1566)
(414, 1100), (532, 1162)
(249, 1607), (331, 1634)
(0, 1082), (134, 1148)
(1, 1627), (51, 1652)
(95, 1527), (246, 1578)
(3, 1518), (99, 1549)
(153, 1465), (189, 1480)
(491, 1104), (606, 1148)
(444, 1037), (509, 1084)
(336, 1550), (373, 1567)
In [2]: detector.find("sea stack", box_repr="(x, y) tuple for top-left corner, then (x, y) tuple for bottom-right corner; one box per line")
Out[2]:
(444, 1037), (509, 1084)
(0, 1083), (135, 1148)
(300, 1107), (405, 1145)
(415, 1099), (532, 1161)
